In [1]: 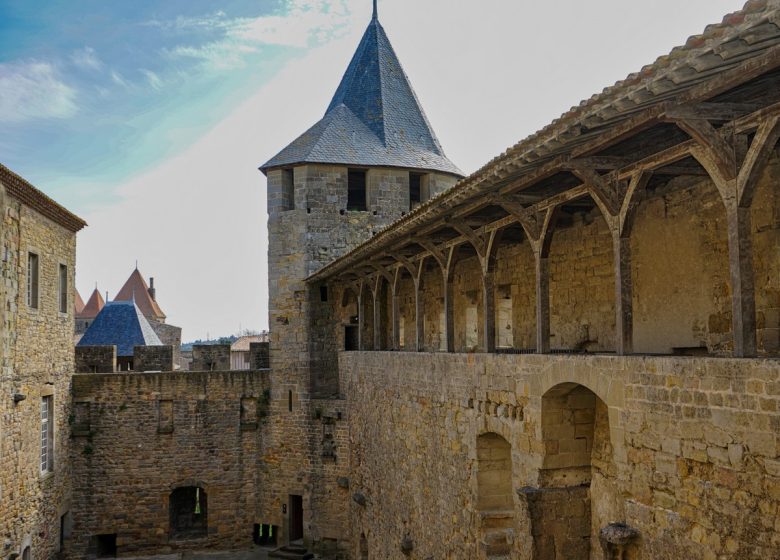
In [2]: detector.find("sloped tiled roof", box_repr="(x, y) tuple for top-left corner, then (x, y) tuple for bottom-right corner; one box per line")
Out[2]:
(0, 164), (86, 232)
(77, 288), (105, 319)
(260, 13), (462, 176)
(309, 0), (780, 282)
(75, 290), (85, 315)
(77, 300), (163, 357)
(114, 268), (166, 321)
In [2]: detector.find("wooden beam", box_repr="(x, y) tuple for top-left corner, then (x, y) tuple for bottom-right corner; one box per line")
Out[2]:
(676, 119), (737, 182)
(664, 101), (764, 122)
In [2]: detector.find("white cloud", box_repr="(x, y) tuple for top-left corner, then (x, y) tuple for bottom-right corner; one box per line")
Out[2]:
(141, 69), (163, 90)
(0, 61), (77, 122)
(164, 0), (353, 71)
(71, 46), (103, 70)
(111, 70), (130, 88)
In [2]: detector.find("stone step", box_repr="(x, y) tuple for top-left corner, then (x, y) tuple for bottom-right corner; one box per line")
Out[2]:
(481, 527), (513, 557)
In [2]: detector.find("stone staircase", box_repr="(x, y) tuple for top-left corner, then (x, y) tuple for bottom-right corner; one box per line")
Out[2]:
(268, 543), (314, 560)
(480, 510), (515, 558)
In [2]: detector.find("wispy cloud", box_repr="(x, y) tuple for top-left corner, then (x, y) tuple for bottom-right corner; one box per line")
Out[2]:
(141, 69), (163, 90)
(161, 0), (352, 71)
(0, 61), (77, 122)
(111, 70), (130, 88)
(71, 46), (103, 70)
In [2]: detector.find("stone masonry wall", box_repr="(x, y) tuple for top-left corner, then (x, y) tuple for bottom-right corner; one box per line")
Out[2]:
(341, 352), (780, 560)
(75, 346), (117, 373)
(134, 345), (174, 372)
(0, 194), (78, 560)
(191, 344), (230, 371)
(69, 370), (271, 558)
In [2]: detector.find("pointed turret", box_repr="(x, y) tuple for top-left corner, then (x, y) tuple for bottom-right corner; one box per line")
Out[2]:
(78, 287), (105, 320)
(260, 9), (461, 176)
(115, 268), (166, 322)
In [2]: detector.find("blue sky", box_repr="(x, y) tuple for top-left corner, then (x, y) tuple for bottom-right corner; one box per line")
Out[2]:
(0, 0), (352, 209)
(0, 0), (744, 340)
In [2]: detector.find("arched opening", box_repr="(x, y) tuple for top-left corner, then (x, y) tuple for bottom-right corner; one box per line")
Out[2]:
(547, 195), (616, 353)
(359, 532), (369, 560)
(339, 287), (359, 351)
(21, 547), (30, 560)
(477, 432), (514, 557)
(452, 246), (482, 352)
(170, 486), (208, 540)
(421, 260), (445, 351)
(489, 223), (536, 351)
(629, 170), (731, 355)
(529, 383), (617, 560)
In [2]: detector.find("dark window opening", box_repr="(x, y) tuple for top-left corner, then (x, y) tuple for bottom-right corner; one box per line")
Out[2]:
(22, 547), (30, 560)
(345, 326), (359, 351)
(170, 487), (208, 539)
(27, 252), (39, 309)
(347, 170), (367, 211)
(409, 173), (422, 209)
(320, 285), (328, 302)
(253, 523), (278, 547)
(60, 512), (72, 552)
(288, 390), (293, 412)
(59, 264), (68, 313)
(88, 534), (117, 558)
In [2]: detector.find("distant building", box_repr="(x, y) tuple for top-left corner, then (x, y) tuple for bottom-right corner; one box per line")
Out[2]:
(230, 333), (269, 370)
(77, 300), (163, 371)
(113, 267), (183, 366)
(75, 287), (105, 336)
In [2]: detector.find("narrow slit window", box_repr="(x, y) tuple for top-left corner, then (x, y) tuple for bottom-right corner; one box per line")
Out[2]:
(281, 168), (294, 211)
(409, 172), (422, 209)
(347, 169), (367, 211)
(59, 264), (68, 313)
(288, 390), (293, 412)
(28, 252), (39, 309)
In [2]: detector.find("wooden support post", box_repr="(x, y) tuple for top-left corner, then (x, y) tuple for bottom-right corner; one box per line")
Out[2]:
(391, 283), (400, 351)
(534, 250), (551, 354)
(372, 282), (381, 351)
(357, 290), (364, 352)
(414, 278), (424, 352)
(482, 271), (496, 353)
(613, 233), (633, 355)
(444, 248), (457, 353)
(726, 202), (757, 357)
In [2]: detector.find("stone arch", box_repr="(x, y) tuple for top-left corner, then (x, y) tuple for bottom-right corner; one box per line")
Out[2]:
(527, 382), (623, 560)
(169, 485), (208, 540)
(476, 432), (514, 557)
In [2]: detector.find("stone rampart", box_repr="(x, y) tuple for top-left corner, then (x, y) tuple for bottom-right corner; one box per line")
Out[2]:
(75, 345), (116, 373)
(133, 345), (173, 372)
(341, 351), (780, 559)
(191, 344), (230, 371)
(69, 370), (271, 557)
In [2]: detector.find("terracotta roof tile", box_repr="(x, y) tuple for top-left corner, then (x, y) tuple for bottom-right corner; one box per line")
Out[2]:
(114, 268), (166, 321)
(78, 288), (105, 319)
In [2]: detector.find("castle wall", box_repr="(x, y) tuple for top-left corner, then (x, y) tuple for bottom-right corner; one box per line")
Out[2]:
(341, 351), (780, 560)
(0, 196), (78, 560)
(69, 370), (271, 557)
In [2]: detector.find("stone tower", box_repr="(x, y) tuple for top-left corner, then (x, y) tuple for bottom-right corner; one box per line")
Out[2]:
(259, 4), (462, 554)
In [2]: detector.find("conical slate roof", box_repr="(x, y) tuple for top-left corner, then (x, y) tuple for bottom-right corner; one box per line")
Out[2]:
(77, 300), (163, 357)
(260, 13), (461, 176)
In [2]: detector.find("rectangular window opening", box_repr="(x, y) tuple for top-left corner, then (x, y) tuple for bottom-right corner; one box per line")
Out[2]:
(288, 390), (293, 412)
(59, 264), (68, 314)
(319, 285), (328, 302)
(347, 169), (367, 211)
(28, 252), (39, 309)
(409, 172), (423, 209)
(41, 395), (54, 473)
(344, 325), (358, 351)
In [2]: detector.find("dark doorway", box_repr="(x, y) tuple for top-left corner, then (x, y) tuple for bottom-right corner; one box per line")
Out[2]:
(344, 325), (359, 351)
(289, 495), (304, 542)
(170, 487), (208, 539)
(87, 534), (117, 558)
(254, 523), (278, 547)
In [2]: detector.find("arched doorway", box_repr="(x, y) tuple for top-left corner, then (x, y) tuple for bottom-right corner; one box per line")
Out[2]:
(477, 432), (514, 557)
(529, 383), (614, 559)
(170, 486), (208, 539)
